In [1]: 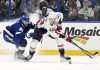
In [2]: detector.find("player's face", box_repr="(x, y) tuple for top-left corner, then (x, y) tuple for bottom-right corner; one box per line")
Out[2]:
(23, 21), (29, 27)
(42, 7), (47, 16)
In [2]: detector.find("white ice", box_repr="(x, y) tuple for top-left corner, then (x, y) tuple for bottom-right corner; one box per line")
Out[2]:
(0, 55), (100, 70)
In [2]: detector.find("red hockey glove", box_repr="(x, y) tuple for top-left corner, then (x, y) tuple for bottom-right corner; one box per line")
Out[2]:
(66, 36), (72, 42)
(56, 25), (62, 32)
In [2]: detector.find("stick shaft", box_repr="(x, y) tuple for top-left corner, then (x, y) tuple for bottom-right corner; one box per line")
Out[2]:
(71, 41), (93, 58)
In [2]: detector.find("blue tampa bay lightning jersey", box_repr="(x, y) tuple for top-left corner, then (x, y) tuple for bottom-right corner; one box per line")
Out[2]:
(4, 19), (35, 40)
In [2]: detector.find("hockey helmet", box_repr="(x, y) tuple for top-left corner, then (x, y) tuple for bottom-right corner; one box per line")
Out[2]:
(21, 15), (29, 22)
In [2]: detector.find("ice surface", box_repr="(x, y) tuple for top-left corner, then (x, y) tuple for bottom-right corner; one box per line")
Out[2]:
(0, 55), (100, 70)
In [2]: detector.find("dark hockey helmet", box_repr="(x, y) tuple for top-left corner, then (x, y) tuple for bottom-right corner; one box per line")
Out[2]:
(39, 1), (47, 10)
(21, 15), (29, 22)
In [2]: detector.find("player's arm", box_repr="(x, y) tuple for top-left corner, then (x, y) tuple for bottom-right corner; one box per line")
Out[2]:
(56, 19), (62, 32)
(29, 22), (36, 29)
(15, 31), (25, 39)
(12, 24), (26, 39)
(27, 27), (47, 38)
(8, 23), (26, 46)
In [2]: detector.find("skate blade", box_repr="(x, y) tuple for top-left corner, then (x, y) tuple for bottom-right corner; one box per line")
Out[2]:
(23, 59), (31, 62)
(60, 58), (72, 64)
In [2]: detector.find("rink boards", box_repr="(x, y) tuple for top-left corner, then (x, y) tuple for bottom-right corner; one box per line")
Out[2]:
(38, 22), (100, 55)
(0, 22), (100, 55)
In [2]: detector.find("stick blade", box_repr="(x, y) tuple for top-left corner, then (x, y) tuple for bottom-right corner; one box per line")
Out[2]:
(92, 52), (99, 59)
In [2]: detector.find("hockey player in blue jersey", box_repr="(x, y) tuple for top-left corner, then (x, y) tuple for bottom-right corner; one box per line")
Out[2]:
(3, 15), (36, 60)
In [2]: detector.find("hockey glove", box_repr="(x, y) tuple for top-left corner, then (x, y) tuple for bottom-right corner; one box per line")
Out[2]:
(66, 36), (72, 42)
(56, 25), (62, 32)
(26, 33), (31, 38)
(59, 34), (65, 38)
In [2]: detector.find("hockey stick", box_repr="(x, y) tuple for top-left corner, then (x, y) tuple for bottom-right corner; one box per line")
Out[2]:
(51, 28), (98, 58)
(67, 38), (98, 59)
(62, 27), (98, 59)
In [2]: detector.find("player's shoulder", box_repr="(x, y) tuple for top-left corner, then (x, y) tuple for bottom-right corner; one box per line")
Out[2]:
(48, 12), (62, 16)
(47, 11), (56, 17)
(10, 23), (21, 30)
(47, 12), (61, 19)
(15, 19), (23, 25)
(56, 12), (63, 18)
(28, 21), (36, 27)
(47, 8), (54, 13)
(35, 9), (41, 14)
(29, 21), (34, 25)
(11, 19), (23, 28)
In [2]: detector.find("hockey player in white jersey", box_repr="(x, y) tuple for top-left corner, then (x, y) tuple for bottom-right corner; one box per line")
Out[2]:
(24, 7), (71, 63)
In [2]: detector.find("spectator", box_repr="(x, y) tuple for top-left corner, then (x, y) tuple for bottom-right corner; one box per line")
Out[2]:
(0, 0), (7, 19)
(68, 8), (84, 21)
(0, 0), (2, 20)
(46, 0), (51, 4)
(98, 9), (100, 20)
(60, 0), (70, 21)
(78, 0), (95, 21)
(50, 0), (57, 11)
(93, 5), (99, 20)
(5, 0), (16, 11)
(14, 0), (21, 11)
(5, 0), (16, 18)
(66, 0), (77, 11)
(91, 0), (99, 20)
(20, 0), (38, 13)
(32, 0), (40, 12)
(90, 0), (97, 8)
(76, 0), (81, 10)
(14, 0), (23, 17)
(97, 0), (100, 6)
(61, 0), (76, 21)
(0, 0), (1, 9)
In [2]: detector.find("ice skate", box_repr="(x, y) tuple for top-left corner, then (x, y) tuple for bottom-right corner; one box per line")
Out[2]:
(14, 50), (25, 60)
(60, 56), (72, 64)
(23, 51), (35, 61)
(23, 55), (33, 61)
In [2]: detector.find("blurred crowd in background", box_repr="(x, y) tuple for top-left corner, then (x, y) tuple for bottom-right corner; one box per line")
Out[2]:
(0, 0), (100, 21)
